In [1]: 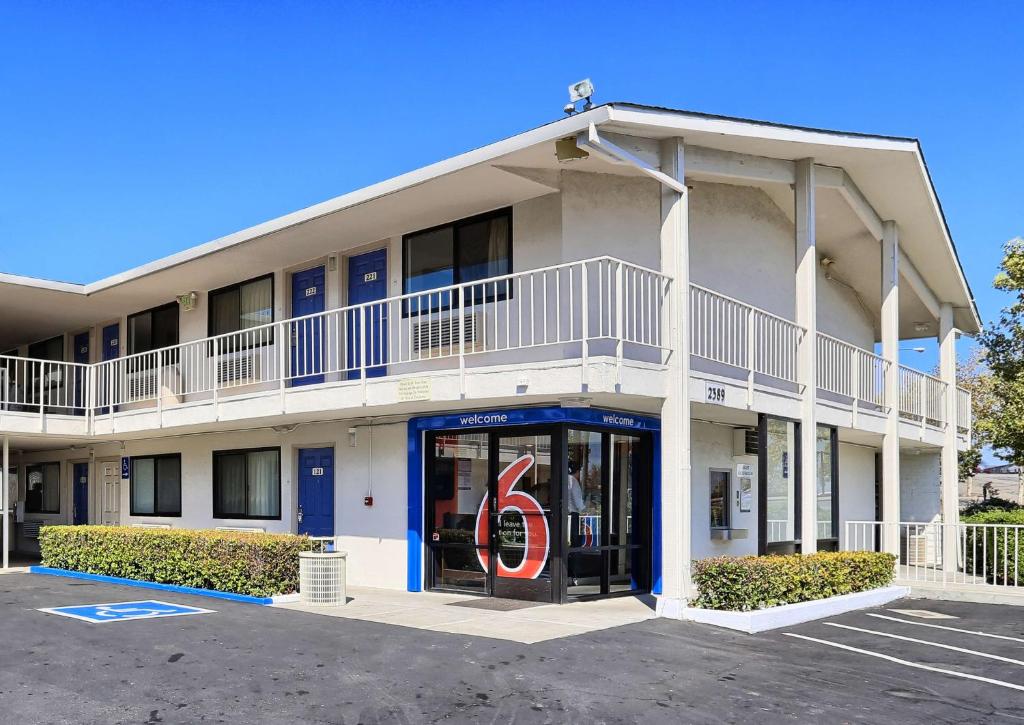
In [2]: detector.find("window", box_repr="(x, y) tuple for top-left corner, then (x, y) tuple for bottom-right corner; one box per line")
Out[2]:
(709, 469), (730, 529)
(128, 302), (179, 355)
(816, 426), (838, 541)
(25, 462), (60, 514)
(131, 454), (182, 517)
(403, 208), (511, 310)
(209, 274), (274, 339)
(213, 447), (281, 519)
(28, 336), (64, 361)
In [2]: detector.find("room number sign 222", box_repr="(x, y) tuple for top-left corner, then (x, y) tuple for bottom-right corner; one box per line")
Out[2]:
(705, 383), (726, 404)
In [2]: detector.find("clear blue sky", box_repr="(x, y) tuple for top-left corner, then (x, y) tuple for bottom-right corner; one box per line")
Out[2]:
(1, 2), (1020, 454)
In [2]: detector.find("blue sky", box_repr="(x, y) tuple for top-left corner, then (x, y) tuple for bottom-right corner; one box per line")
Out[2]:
(1, 2), (1020, 453)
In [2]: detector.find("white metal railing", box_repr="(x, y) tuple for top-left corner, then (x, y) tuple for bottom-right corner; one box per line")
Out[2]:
(14, 257), (671, 426)
(956, 387), (972, 434)
(0, 355), (91, 417)
(898, 366), (947, 428)
(845, 521), (1023, 589)
(816, 333), (887, 409)
(690, 285), (803, 390)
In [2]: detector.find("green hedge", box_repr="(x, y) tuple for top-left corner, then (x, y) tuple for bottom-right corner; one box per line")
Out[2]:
(39, 526), (315, 597)
(961, 510), (1024, 586)
(691, 551), (896, 611)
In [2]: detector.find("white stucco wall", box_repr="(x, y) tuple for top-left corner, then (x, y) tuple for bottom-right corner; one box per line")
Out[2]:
(689, 181), (874, 349)
(837, 443), (877, 548)
(900, 449), (941, 523)
(690, 421), (758, 561)
(12, 419), (410, 590)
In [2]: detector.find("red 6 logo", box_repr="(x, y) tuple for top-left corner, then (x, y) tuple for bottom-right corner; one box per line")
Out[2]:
(474, 454), (550, 579)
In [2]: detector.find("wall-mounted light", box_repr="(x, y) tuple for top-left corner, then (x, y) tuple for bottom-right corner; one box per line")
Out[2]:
(176, 292), (199, 312)
(348, 427), (358, 447)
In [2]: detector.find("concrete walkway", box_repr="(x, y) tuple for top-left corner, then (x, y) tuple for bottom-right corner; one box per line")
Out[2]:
(274, 587), (658, 643)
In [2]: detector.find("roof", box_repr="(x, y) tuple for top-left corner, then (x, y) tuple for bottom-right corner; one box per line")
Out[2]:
(0, 102), (982, 345)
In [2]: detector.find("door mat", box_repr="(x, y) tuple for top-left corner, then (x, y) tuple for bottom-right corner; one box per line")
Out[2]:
(447, 598), (547, 612)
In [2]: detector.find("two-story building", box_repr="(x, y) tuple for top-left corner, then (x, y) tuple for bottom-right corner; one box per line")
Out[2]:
(0, 102), (978, 614)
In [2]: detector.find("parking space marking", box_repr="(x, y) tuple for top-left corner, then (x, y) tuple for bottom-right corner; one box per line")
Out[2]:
(865, 613), (1024, 644)
(824, 622), (1024, 667)
(39, 600), (215, 624)
(783, 633), (1024, 692)
(888, 608), (958, 620)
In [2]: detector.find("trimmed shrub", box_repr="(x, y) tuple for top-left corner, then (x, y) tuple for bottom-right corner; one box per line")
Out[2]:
(961, 509), (1024, 586)
(38, 525), (315, 597)
(961, 497), (1022, 517)
(691, 551), (896, 611)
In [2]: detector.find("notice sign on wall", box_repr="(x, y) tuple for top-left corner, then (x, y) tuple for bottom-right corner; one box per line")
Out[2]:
(397, 377), (432, 402)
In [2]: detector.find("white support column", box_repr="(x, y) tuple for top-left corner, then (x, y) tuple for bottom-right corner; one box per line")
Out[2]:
(2, 435), (8, 569)
(795, 159), (818, 555)
(881, 221), (901, 555)
(939, 302), (959, 571)
(657, 137), (691, 617)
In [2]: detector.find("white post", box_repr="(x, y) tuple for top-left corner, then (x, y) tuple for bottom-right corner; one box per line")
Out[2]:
(2, 435), (8, 569)
(795, 159), (818, 555)
(881, 221), (901, 555)
(939, 302), (959, 573)
(657, 137), (691, 617)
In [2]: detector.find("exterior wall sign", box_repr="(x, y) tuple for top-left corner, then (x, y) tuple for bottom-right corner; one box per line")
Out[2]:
(736, 463), (753, 478)
(705, 382), (726, 405)
(397, 377), (432, 402)
(120, 457), (130, 480)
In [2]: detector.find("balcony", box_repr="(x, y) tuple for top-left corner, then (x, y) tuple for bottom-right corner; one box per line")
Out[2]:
(0, 263), (971, 440)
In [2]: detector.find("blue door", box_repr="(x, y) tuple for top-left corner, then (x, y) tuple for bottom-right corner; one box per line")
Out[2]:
(297, 447), (334, 537)
(347, 249), (388, 380)
(73, 462), (89, 525)
(73, 331), (89, 413)
(291, 266), (326, 386)
(98, 323), (119, 413)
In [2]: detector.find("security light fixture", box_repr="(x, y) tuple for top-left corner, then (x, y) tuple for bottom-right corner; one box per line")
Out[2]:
(563, 78), (595, 115)
(913, 322), (931, 333)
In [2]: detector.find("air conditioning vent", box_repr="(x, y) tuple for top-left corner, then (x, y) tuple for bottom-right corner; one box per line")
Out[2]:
(23, 521), (42, 539)
(413, 314), (479, 353)
(126, 369), (158, 400)
(744, 429), (759, 456)
(217, 354), (260, 385)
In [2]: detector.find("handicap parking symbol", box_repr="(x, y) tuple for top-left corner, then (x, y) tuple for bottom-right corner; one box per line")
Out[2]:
(39, 600), (214, 624)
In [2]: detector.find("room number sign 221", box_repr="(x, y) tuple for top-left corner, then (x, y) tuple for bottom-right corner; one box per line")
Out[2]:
(705, 383), (726, 404)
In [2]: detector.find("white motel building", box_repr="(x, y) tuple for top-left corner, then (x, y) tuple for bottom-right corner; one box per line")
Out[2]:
(0, 102), (977, 614)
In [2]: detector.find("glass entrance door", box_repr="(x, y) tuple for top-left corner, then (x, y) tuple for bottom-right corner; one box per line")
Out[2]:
(489, 432), (556, 601)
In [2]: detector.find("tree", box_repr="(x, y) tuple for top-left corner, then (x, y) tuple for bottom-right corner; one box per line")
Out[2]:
(977, 237), (1024, 500)
(953, 348), (993, 486)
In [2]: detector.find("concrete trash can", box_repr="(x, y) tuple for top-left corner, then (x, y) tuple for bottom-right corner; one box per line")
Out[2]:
(299, 550), (347, 606)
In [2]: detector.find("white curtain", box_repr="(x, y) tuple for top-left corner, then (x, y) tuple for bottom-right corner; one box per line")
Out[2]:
(217, 454), (246, 516)
(240, 277), (273, 330)
(132, 458), (155, 514)
(247, 450), (280, 517)
(487, 217), (508, 278)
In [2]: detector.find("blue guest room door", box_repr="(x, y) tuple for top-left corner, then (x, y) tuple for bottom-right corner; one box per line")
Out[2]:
(346, 248), (388, 379)
(72, 462), (89, 525)
(297, 447), (334, 537)
(98, 323), (119, 414)
(290, 266), (326, 386)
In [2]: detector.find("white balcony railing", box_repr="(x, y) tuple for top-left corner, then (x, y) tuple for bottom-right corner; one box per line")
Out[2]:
(0, 270), (973, 437)
(846, 521), (1023, 589)
(816, 332), (887, 409)
(80, 257), (673, 419)
(0, 356), (90, 417)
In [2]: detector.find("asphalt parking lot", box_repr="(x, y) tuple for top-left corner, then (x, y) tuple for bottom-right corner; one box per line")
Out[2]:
(1, 573), (1022, 724)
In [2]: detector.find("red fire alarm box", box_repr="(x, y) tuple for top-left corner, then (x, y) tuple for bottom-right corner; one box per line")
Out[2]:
(363, 496), (373, 507)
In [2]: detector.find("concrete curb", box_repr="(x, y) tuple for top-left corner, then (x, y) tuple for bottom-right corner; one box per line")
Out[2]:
(28, 566), (290, 606)
(681, 585), (910, 633)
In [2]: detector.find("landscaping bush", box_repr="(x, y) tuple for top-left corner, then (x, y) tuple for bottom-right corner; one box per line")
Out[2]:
(38, 526), (315, 597)
(961, 497), (1022, 517)
(691, 551), (896, 611)
(961, 509), (1024, 586)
